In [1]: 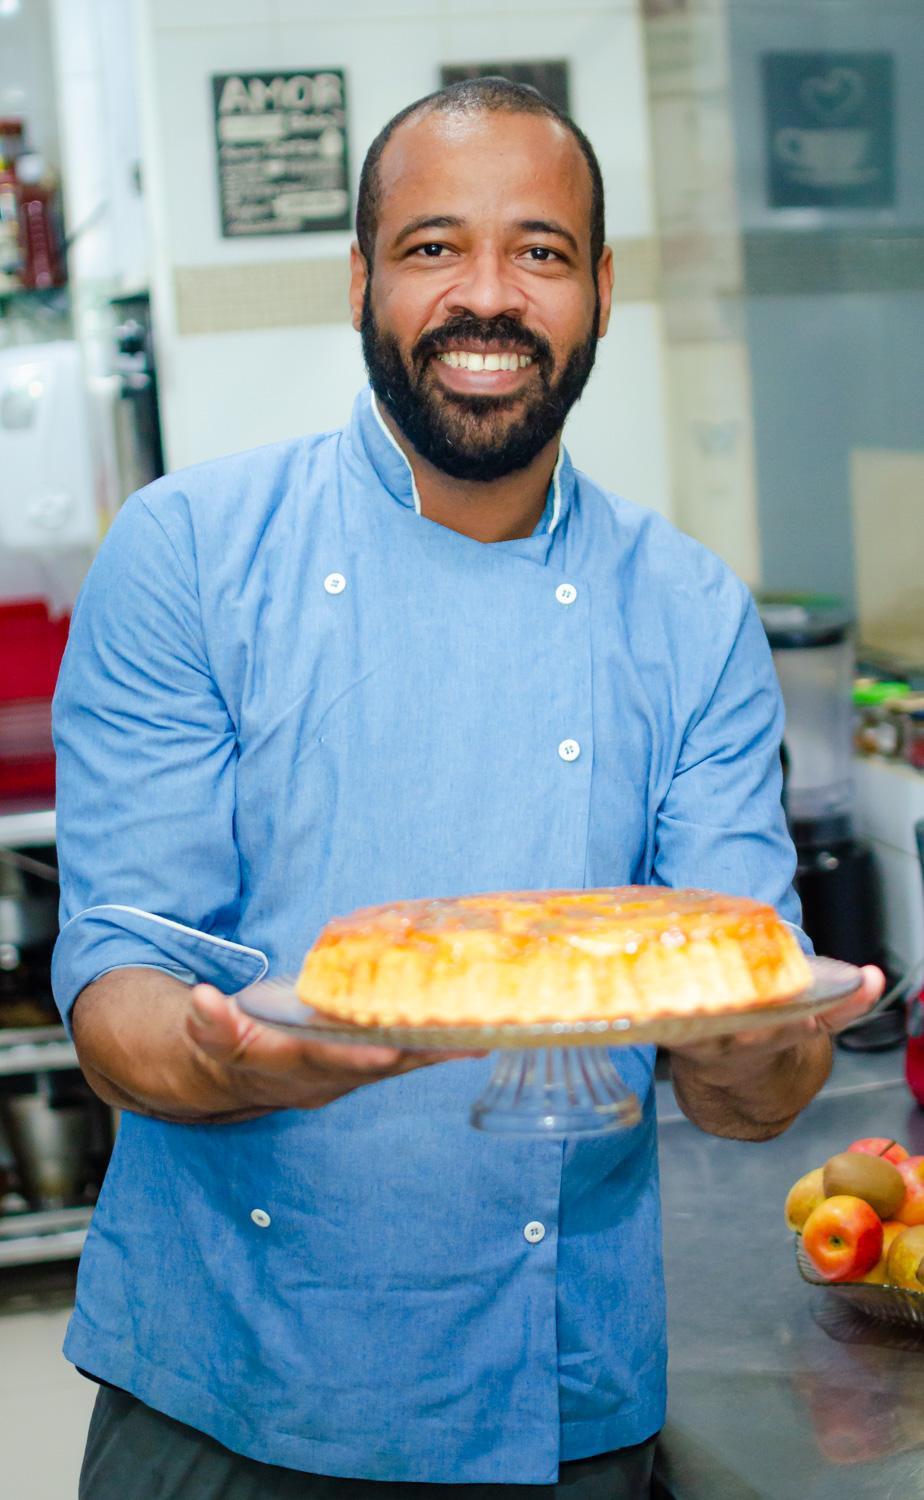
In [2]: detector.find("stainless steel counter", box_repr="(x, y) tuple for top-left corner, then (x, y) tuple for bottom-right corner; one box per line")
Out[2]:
(654, 1048), (924, 1498)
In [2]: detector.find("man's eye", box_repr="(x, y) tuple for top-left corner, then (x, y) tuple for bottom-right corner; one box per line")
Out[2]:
(527, 246), (558, 262)
(416, 243), (446, 258)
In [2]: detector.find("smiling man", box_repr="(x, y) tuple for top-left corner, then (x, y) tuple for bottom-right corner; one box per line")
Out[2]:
(53, 80), (880, 1499)
(352, 88), (610, 542)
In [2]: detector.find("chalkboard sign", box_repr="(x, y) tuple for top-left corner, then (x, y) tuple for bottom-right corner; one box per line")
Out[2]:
(763, 52), (895, 211)
(212, 70), (351, 236)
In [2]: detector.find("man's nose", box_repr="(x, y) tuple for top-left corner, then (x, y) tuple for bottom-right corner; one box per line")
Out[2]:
(445, 250), (528, 323)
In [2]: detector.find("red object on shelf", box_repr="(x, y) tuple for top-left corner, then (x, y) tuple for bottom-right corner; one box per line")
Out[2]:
(0, 599), (69, 801)
(906, 991), (924, 1108)
(14, 153), (66, 290)
(17, 179), (65, 289)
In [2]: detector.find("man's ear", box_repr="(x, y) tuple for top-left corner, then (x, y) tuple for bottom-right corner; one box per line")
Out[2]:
(595, 245), (614, 340)
(349, 242), (368, 332)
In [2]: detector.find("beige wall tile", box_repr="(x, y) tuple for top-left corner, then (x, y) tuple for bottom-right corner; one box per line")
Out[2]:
(851, 449), (924, 659)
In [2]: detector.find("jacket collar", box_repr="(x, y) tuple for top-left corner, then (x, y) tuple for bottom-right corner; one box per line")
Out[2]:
(348, 385), (575, 538)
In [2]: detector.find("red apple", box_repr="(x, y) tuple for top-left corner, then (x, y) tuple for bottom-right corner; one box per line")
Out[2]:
(895, 1157), (924, 1226)
(801, 1195), (883, 1282)
(848, 1137), (910, 1165)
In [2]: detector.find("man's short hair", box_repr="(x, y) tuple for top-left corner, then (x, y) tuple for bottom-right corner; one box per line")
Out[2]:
(356, 77), (606, 269)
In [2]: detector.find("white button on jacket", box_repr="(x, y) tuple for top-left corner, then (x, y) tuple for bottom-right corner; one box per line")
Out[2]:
(323, 572), (346, 594)
(523, 1221), (546, 1244)
(555, 583), (577, 605)
(558, 740), (580, 762)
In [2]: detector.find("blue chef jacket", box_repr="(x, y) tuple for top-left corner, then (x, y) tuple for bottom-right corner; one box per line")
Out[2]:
(51, 386), (802, 1484)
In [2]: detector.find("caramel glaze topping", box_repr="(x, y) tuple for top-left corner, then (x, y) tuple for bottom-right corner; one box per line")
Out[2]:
(314, 887), (776, 951)
(310, 888), (795, 980)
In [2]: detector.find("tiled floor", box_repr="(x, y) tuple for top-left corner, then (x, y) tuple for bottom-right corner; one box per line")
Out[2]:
(0, 1265), (95, 1500)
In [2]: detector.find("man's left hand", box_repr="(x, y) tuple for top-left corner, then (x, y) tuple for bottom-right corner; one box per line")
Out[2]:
(667, 965), (886, 1139)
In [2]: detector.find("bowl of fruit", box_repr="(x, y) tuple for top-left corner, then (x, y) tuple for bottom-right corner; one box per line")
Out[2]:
(785, 1137), (924, 1329)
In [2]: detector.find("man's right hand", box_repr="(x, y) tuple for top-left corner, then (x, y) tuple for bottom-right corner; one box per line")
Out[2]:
(71, 968), (481, 1125)
(186, 982), (480, 1116)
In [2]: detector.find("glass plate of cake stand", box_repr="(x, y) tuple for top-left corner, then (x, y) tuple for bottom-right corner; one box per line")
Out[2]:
(236, 955), (861, 1138)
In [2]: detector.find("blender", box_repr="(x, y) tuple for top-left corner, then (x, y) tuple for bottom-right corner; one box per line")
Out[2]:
(757, 595), (899, 1048)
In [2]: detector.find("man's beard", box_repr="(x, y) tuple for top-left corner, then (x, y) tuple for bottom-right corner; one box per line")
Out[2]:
(360, 283), (600, 483)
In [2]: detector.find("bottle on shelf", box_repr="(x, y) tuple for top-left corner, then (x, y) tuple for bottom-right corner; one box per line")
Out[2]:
(0, 118), (24, 163)
(0, 119), (24, 293)
(0, 153), (22, 292)
(14, 153), (66, 290)
(852, 680), (911, 758)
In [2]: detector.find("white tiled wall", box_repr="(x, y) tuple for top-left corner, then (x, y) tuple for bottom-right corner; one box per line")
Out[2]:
(0, 0), (61, 173)
(135, 0), (673, 513)
(147, 8), (653, 269)
(49, 0), (148, 291)
(159, 303), (672, 517)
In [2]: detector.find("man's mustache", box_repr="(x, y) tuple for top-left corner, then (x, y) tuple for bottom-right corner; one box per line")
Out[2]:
(413, 317), (552, 372)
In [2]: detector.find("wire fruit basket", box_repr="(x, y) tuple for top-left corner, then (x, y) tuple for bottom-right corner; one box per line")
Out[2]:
(795, 1235), (924, 1330)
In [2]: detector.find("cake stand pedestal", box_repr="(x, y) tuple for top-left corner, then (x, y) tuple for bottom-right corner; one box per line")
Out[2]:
(469, 1045), (641, 1135)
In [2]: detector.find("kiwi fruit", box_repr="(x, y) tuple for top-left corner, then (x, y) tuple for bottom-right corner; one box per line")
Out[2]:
(822, 1151), (905, 1220)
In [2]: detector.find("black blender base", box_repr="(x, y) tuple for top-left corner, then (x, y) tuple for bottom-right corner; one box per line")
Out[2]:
(835, 998), (906, 1053)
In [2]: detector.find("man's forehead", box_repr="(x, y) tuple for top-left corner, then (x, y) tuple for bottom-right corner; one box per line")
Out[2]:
(376, 109), (591, 229)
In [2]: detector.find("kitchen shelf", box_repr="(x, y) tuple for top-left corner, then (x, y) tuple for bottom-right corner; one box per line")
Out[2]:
(0, 807), (89, 1269)
(0, 284), (68, 307)
(0, 1205), (91, 1266)
(0, 805), (56, 848)
(0, 1025), (76, 1077)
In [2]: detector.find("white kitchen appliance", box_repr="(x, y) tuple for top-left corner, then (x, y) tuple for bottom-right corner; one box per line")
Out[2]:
(0, 339), (98, 566)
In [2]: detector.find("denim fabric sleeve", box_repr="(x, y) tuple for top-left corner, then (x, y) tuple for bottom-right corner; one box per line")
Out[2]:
(51, 493), (266, 1032)
(652, 582), (810, 949)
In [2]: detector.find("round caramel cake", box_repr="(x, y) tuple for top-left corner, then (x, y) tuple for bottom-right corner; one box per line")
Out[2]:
(296, 887), (812, 1028)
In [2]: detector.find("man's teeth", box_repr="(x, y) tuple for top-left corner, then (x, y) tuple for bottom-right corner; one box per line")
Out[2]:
(437, 351), (533, 372)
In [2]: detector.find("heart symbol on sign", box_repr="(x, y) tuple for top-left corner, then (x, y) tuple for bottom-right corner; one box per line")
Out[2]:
(800, 67), (865, 122)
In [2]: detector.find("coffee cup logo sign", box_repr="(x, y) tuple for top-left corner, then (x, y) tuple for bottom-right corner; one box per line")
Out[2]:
(762, 53), (894, 210)
(212, 70), (351, 236)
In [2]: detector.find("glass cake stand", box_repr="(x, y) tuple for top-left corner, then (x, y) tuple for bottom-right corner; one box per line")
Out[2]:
(235, 955), (861, 1138)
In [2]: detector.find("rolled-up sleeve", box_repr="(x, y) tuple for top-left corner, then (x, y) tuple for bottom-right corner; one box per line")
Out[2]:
(51, 493), (266, 1032)
(652, 583), (808, 946)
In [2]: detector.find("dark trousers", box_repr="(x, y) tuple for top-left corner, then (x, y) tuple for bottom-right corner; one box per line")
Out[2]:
(79, 1386), (657, 1499)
